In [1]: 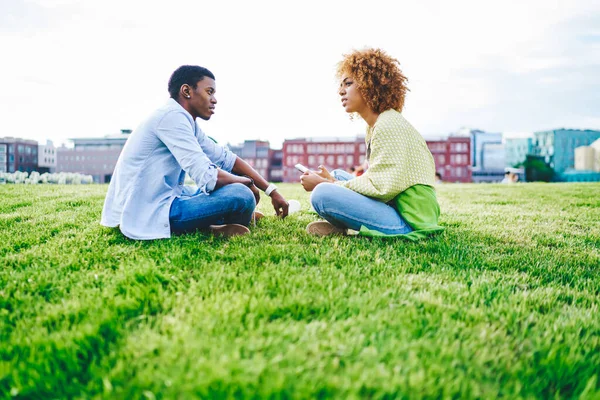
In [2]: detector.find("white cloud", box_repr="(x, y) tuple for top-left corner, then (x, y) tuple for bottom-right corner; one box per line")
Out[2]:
(0, 0), (599, 148)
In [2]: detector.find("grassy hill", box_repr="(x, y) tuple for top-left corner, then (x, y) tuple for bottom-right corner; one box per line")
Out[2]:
(1, 183), (599, 399)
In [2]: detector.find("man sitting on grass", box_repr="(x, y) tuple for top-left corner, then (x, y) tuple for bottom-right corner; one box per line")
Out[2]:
(101, 65), (288, 239)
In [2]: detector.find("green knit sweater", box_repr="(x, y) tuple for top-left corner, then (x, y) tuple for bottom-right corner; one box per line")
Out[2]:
(338, 109), (444, 240)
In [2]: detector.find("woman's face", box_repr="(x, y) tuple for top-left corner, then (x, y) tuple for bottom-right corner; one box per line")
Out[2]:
(338, 73), (368, 114)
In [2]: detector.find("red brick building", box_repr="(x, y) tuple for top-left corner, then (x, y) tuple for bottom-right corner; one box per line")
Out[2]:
(426, 136), (471, 182)
(282, 135), (471, 183)
(282, 137), (365, 182)
(0, 137), (39, 173)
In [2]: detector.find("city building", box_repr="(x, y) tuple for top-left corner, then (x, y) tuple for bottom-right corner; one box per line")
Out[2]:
(269, 149), (283, 182)
(533, 128), (600, 179)
(0, 144), (6, 173)
(426, 136), (471, 183)
(504, 136), (533, 168)
(455, 129), (505, 183)
(38, 140), (57, 173)
(565, 138), (600, 182)
(561, 169), (600, 182)
(227, 140), (282, 182)
(575, 146), (596, 171)
(281, 136), (365, 182)
(575, 138), (600, 172)
(56, 129), (131, 183)
(240, 140), (270, 180)
(0, 137), (39, 173)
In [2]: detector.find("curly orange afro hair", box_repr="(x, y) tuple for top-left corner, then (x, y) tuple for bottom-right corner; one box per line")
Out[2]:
(336, 48), (409, 114)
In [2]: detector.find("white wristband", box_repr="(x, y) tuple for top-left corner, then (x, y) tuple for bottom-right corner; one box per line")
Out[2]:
(265, 183), (278, 196)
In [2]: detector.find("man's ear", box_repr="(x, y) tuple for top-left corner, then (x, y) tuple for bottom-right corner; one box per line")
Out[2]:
(181, 84), (192, 99)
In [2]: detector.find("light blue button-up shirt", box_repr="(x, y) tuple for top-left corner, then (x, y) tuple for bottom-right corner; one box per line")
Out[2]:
(101, 99), (237, 240)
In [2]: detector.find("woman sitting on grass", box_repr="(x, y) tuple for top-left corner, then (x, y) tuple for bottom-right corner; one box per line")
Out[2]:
(300, 48), (444, 239)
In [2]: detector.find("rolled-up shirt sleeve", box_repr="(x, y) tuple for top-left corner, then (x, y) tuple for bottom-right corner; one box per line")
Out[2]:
(156, 111), (218, 193)
(196, 121), (238, 172)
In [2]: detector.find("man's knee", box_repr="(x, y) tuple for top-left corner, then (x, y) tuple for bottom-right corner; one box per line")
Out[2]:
(229, 183), (256, 211)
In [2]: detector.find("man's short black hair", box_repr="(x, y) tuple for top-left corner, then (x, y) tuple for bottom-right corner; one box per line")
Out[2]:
(168, 65), (215, 99)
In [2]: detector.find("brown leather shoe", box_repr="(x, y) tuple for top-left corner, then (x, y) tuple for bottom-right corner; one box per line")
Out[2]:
(306, 221), (347, 236)
(252, 211), (265, 221)
(209, 224), (250, 237)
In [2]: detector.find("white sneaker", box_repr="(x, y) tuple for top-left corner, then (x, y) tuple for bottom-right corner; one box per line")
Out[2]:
(306, 221), (347, 236)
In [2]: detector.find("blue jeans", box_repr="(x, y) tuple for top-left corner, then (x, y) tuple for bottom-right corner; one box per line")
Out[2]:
(310, 170), (413, 235)
(169, 183), (256, 233)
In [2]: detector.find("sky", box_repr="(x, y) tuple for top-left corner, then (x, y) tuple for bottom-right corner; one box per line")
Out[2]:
(1, 0), (599, 148)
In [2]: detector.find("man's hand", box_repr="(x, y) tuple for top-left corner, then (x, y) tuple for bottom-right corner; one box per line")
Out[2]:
(270, 191), (289, 218)
(300, 171), (329, 192)
(247, 183), (260, 205)
(315, 165), (334, 182)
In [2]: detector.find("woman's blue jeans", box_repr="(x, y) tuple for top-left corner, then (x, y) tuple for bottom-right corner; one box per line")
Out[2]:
(310, 170), (413, 235)
(169, 183), (256, 233)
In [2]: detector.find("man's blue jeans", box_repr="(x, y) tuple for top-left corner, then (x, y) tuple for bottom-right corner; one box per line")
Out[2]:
(310, 170), (413, 235)
(169, 183), (255, 233)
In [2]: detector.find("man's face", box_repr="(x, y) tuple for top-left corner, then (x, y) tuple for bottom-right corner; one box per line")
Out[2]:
(189, 77), (217, 120)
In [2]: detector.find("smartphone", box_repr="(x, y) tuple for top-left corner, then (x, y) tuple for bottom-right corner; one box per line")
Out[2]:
(295, 163), (309, 173)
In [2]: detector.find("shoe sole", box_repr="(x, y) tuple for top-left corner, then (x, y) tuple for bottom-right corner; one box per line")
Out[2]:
(253, 211), (265, 221)
(306, 222), (346, 236)
(209, 224), (250, 237)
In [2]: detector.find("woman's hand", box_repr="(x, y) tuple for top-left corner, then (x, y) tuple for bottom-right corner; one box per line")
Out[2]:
(300, 171), (329, 192)
(315, 165), (335, 182)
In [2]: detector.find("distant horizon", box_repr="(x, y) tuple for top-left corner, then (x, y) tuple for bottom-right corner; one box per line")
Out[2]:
(5, 125), (600, 151)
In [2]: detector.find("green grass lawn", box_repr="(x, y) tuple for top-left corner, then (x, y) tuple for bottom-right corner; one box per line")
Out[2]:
(1, 182), (599, 399)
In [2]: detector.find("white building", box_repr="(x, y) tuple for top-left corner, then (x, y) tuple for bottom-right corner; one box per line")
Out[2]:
(575, 138), (600, 172)
(38, 140), (57, 173)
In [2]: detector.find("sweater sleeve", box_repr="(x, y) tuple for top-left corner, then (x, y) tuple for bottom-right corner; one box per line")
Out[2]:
(339, 122), (411, 203)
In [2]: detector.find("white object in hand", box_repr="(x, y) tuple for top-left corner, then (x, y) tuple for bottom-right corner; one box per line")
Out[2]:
(295, 163), (309, 173)
(288, 199), (301, 214)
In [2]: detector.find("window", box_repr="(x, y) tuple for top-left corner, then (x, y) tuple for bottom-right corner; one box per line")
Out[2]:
(347, 155), (354, 165)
